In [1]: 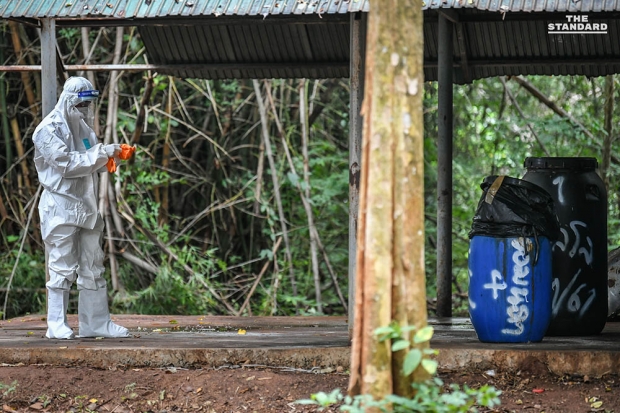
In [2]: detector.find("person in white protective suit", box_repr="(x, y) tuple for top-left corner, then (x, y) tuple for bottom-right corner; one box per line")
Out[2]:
(32, 76), (129, 339)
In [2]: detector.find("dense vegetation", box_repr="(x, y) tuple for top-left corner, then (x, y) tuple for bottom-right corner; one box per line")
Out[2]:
(1, 23), (619, 319)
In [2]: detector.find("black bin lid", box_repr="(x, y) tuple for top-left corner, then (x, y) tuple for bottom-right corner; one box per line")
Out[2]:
(524, 157), (598, 170)
(481, 175), (549, 197)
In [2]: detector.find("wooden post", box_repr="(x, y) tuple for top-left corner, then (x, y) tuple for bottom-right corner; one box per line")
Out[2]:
(436, 14), (454, 318)
(348, 12), (366, 336)
(41, 18), (57, 117)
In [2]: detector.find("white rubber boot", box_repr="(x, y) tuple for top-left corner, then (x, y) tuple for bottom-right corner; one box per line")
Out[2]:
(46, 288), (74, 339)
(78, 287), (129, 338)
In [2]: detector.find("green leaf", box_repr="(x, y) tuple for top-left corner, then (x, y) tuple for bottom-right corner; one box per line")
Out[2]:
(287, 172), (300, 187)
(413, 326), (434, 344)
(295, 399), (318, 405)
(391, 340), (410, 352)
(421, 359), (438, 375)
(374, 326), (393, 335)
(403, 349), (422, 376)
(423, 348), (439, 356)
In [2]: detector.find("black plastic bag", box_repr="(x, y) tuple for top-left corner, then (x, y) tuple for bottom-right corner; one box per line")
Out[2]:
(469, 175), (560, 239)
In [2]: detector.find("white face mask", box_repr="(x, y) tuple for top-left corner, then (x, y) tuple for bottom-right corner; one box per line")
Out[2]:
(77, 107), (89, 118)
(67, 106), (82, 122)
(67, 106), (88, 139)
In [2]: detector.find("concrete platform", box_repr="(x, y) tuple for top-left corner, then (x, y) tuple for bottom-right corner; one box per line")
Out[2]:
(1, 315), (619, 377)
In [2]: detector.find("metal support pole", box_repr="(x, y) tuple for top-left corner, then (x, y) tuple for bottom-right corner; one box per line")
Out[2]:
(348, 12), (366, 335)
(437, 14), (454, 317)
(41, 18), (57, 117)
(40, 18), (57, 304)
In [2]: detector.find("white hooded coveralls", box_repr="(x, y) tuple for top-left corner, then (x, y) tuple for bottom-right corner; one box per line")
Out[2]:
(32, 77), (128, 339)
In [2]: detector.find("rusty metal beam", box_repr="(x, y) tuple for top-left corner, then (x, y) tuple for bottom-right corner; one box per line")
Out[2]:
(0, 62), (349, 72)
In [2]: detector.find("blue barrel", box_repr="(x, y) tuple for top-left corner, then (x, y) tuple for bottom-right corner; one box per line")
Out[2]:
(469, 235), (553, 343)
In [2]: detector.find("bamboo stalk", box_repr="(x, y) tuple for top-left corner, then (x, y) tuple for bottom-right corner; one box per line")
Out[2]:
(9, 21), (38, 121)
(108, 179), (125, 238)
(308, 79), (338, 127)
(119, 251), (158, 275)
(0, 191), (7, 220)
(105, 210), (120, 291)
(264, 81), (348, 311)
(312, 227), (347, 310)
(118, 200), (237, 314)
(160, 79), (173, 226)
(98, 27), (124, 290)
(237, 237), (283, 316)
(10, 117), (33, 195)
(251, 128), (266, 257)
(299, 79), (322, 313)
(20, 24), (43, 101)
(0, 35), (12, 169)
(3, 186), (41, 320)
(130, 76), (154, 146)
(0, 288), (53, 293)
(252, 79), (299, 313)
(267, 81), (349, 312)
(81, 27), (100, 135)
(270, 249), (281, 315)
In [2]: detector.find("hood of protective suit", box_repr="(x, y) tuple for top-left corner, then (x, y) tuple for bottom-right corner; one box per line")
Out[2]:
(55, 77), (98, 136)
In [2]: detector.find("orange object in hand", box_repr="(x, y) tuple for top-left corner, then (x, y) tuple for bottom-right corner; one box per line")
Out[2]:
(119, 144), (136, 160)
(106, 157), (117, 173)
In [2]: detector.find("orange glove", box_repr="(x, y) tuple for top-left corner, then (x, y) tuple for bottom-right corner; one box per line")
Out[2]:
(106, 157), (117, 173)
(119, 144), (136, 160)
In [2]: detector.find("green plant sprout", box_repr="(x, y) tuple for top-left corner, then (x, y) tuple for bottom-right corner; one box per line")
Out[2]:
(0, 381), (18, 398)
(297, 323), (501, 412)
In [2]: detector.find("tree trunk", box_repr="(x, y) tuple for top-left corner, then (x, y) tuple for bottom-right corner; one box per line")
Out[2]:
(349, 0), (427, 402)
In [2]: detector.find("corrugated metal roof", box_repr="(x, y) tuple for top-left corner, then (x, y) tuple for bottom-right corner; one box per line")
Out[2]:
(139, 21), (351, 79)
(4, 0), (620, 81)
(4, 0), (620, 19)
(0, 0), (369, 19)
(423, 10), (620, 83)
(0, 0), (366, 79)
(423, 0), (620, 12)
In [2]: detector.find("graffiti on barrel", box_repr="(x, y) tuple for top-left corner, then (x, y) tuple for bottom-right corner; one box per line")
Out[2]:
(501, 238), (531, 335)
(551, 177), (596, 321)
(478, 238), (533, 336)
(551, 218), (596, 320)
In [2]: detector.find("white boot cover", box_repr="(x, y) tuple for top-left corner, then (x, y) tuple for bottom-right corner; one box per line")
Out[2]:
(46, 288), (74, 339)
(78, 287), (129, 338)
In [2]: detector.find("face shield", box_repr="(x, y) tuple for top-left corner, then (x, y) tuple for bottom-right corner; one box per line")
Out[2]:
(74, 90), (98, 128)
(55, 77), (99, 139)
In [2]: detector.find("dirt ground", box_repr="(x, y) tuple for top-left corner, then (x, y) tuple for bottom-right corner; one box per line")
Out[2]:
(1, 360), (619, 413)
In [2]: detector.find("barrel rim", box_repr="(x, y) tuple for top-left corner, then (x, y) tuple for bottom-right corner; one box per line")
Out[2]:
(524, 157), (598, 170)
(481, 175), (551, 198)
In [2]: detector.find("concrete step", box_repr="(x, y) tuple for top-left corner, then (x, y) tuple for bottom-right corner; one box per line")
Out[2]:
(1, 315), (619, 376)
